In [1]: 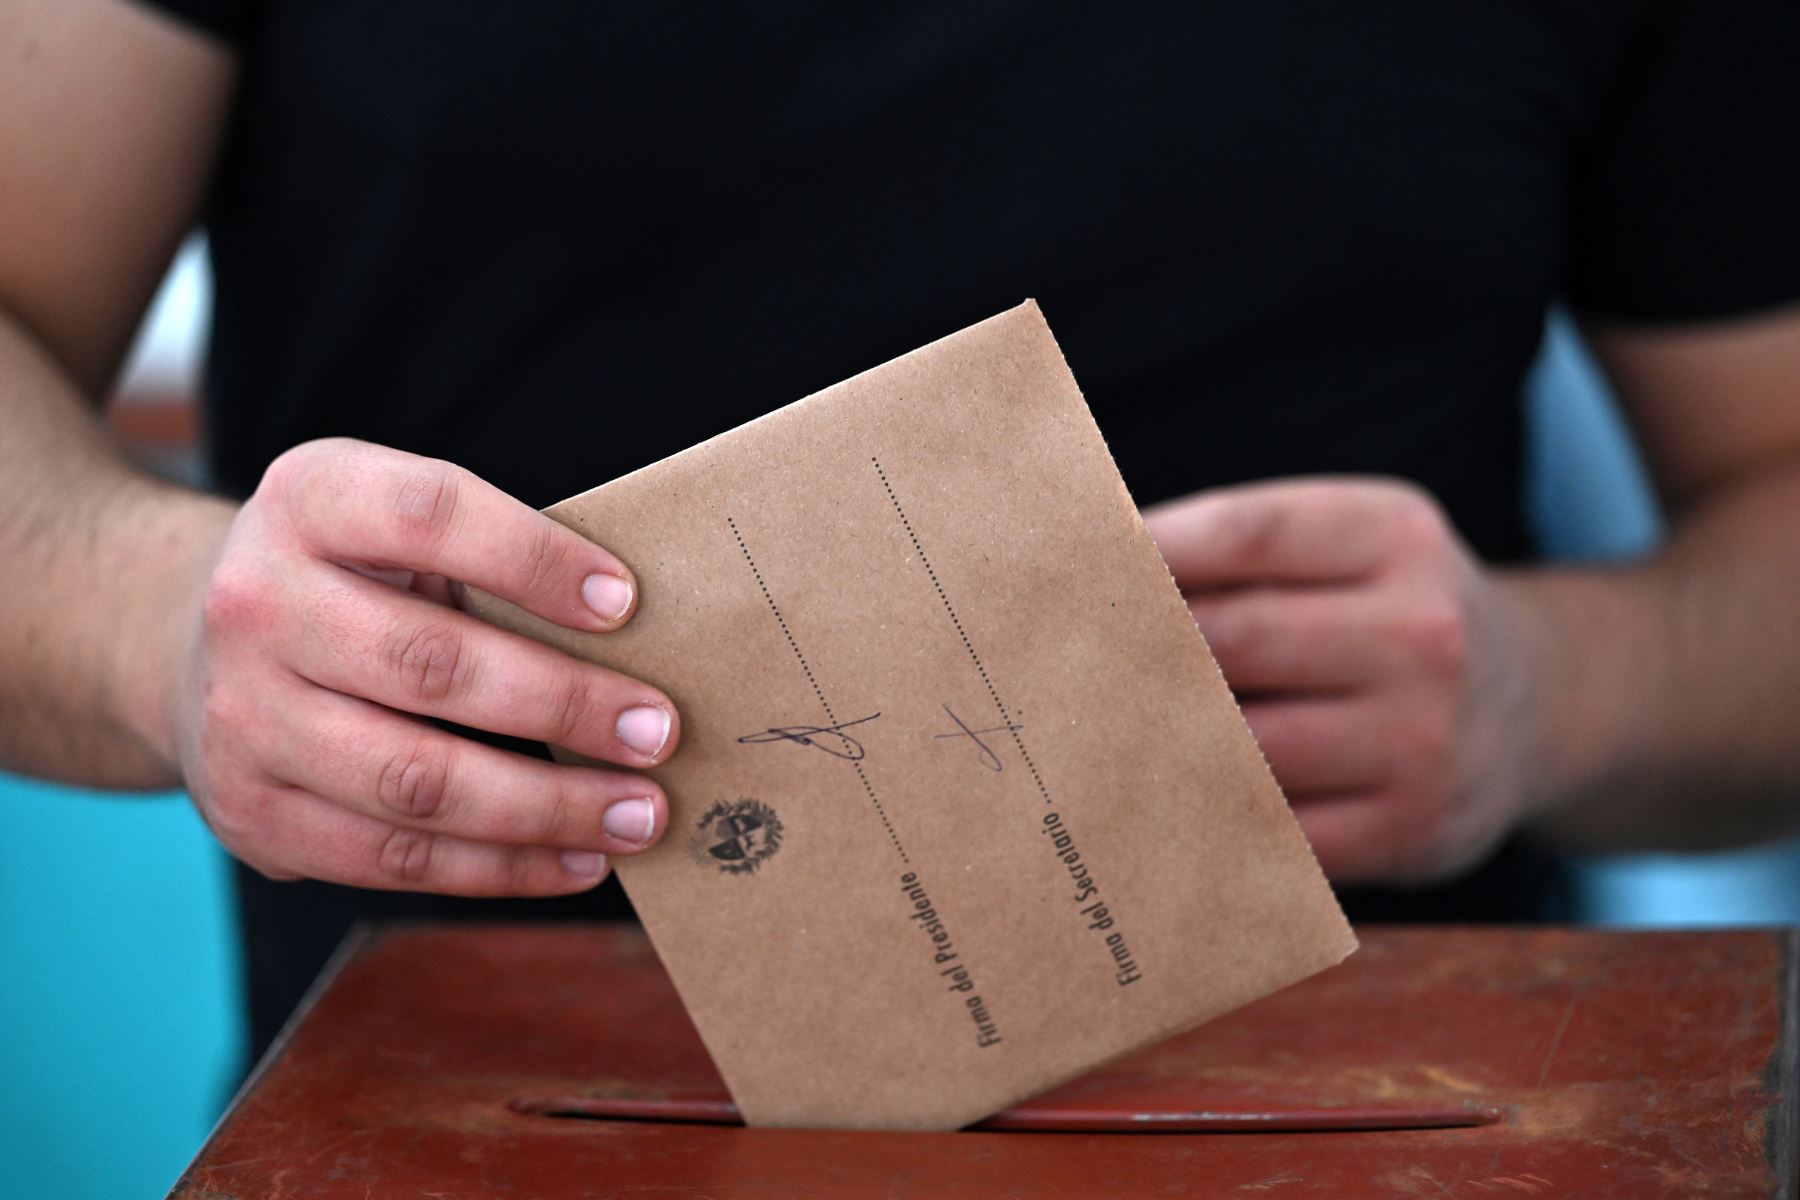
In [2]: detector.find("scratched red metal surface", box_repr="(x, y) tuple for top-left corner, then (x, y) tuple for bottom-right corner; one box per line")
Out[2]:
(169, 925), (1796, 1198)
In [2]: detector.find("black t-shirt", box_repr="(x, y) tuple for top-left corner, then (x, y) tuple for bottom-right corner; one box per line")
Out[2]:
(138, 0), (1800, 1057)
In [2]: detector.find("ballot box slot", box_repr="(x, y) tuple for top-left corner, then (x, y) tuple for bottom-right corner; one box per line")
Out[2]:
(508, 1093), (1506, 1133)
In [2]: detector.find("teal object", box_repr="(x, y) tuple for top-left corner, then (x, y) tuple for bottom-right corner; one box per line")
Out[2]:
(0, 775), (242, 1199)
(1524, 312), (1662, 562)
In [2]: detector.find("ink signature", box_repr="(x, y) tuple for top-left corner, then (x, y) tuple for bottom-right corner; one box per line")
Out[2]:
(934, 703), (1023, 772)
(737, 713), (881, 761)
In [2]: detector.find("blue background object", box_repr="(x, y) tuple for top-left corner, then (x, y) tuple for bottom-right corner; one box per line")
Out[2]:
(0, 777), (242, 1198)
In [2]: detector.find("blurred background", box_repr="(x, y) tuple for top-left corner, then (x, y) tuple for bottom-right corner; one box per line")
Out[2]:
(4, 243), (1799, 1197)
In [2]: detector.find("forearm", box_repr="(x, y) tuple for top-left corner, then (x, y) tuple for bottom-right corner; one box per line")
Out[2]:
(1506, 456), (1800, 850)
(0, 307), (234, 788)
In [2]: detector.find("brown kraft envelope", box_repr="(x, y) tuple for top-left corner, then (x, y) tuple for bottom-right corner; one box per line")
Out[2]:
(468, 301), (1356, 1130)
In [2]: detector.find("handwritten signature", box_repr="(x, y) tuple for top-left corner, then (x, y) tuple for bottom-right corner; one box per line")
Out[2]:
(737, 713), (881, 761)
(934, 704), (1023, 772)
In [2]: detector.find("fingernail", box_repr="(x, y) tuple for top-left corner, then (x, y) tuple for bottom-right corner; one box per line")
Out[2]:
(561, 850), (607, 878)
(603, 797), (657, 845)
(581, 572), (633, 622)
(616, 704), (671, 758)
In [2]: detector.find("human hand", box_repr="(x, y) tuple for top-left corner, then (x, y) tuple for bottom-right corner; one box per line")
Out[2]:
(163, 438), (678, 895)
(1144, 478), (1543, 885)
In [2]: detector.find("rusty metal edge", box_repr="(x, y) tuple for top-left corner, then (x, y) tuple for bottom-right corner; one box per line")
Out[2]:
(164, 923), (377, 1199)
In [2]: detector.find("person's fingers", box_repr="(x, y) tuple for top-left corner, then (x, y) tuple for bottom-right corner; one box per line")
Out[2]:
(239, 783), (613, 897)
(1189, 588), (1397, 693)
(1290, 794), (1400, 884)
(1241, 698), (1391, 796)
(261, 684), (666, 854)
(265, 438), (637, 632)
(281, 562), (678, 766)
(1143, 477), (1443, 589)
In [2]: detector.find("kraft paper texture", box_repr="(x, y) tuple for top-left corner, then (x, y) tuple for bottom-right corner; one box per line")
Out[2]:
(468, 302), (1355, 1130)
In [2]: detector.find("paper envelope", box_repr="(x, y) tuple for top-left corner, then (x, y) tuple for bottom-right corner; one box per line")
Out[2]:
(469, 301), (1355, 1130)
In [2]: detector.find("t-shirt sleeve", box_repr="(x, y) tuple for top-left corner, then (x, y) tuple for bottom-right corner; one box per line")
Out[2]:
(1564, 0), (1800, 323)
(130, 0), (259, 47)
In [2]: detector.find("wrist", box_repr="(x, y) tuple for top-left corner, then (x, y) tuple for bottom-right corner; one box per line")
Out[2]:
(104, 485), (238, 777)
(1491, 565), (1671, 834)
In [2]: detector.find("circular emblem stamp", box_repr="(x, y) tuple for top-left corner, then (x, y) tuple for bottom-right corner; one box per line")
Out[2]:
(688, 798), (784, 876)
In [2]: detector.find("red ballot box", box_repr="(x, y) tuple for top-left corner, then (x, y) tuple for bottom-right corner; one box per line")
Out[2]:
(168, 924), (1795, 1198)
